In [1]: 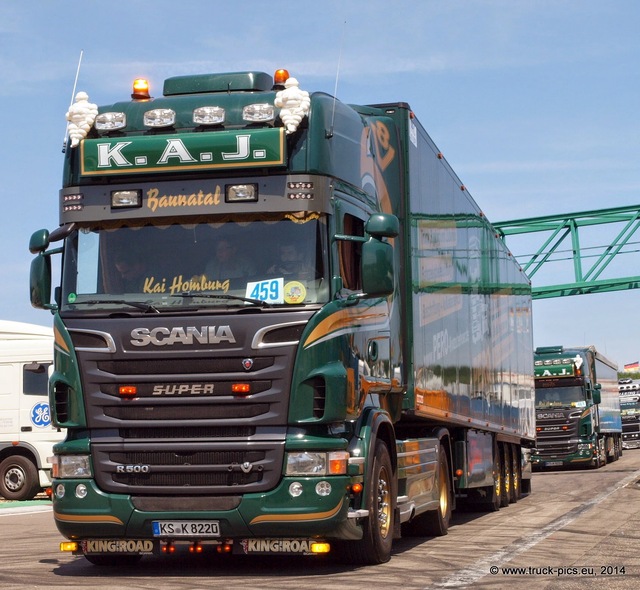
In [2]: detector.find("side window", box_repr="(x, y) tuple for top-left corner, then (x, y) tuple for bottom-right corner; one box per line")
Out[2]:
(338, 214), (365, 291)
(23, 362), (51, 396)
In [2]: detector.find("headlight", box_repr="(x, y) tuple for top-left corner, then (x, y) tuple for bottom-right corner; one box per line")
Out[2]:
(51, 455), (92, 479)
(285, 451), (348, 476)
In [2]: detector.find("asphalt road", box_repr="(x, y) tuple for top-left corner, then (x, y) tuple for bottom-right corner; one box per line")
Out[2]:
(1, 451), (639, 590)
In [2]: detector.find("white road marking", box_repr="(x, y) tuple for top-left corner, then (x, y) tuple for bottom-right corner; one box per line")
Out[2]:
(433, 468), (640, 588)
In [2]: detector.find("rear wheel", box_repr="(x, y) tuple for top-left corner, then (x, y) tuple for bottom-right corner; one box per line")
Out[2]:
(509, 444), (521, 503)
(479, 446), (502, 512)
(338, 441), (394, 564)
(500, 444), (511, 508)
(0, 455), (41, 501)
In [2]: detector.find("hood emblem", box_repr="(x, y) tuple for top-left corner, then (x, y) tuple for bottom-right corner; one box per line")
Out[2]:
(240, 462), (253, 473)
(242, 358), (254, 371)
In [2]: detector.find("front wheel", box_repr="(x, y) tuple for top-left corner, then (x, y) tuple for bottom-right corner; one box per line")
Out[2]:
(337, 441), (395, 565)
(0, 455), (41, 501)
(403, 450), (451, 537)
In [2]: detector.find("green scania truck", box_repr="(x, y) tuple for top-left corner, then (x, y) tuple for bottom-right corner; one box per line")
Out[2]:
(532, 345), (622, 469)
(29, 68), (535, 565)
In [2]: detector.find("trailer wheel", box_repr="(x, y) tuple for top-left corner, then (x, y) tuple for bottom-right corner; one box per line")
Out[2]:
(509, 444), (521, 503)
(0, 455), (41, 501)
(404, 450), (451, 537)
(500, 444), (510, 508)
(480, 448), (502, 512)
(336, 441), (394, 564)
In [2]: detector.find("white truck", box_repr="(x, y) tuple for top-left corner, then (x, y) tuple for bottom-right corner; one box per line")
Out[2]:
(0, 320), (63, 500)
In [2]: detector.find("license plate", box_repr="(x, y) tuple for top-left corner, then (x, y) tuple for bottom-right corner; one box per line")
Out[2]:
(152, 520), (220, 537)
(545, 461), (562, 467)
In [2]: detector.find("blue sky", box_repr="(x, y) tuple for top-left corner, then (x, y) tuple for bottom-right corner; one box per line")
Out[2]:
(1, 1), (639, 367)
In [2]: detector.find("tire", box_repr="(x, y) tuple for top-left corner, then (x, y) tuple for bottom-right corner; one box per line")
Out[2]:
(509, 445), (521, 504)
(337, 441), (394, 565)
(0, 455), (41, 501)
(404, 450), (451, 537)
(85, 554), (143, 567)
(479, 446), (501, 512)
(500, 444), (510, 508)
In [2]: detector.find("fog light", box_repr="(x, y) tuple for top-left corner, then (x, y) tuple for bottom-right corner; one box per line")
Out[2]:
(95, 112), (126, 131)
(55, 483), (65, 499)
(316, 481), (332, 496)
(289, 481), (303, 497)
(226, 184), (258, 202)
(75, 484), (88, 499)
(111, 190), (142, 208)
(193, 106), (225, 125)
(144, 108), (175, 127)
(243, 103), (274, 122)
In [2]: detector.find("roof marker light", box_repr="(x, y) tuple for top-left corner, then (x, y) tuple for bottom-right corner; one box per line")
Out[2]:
(273, 69), (290, 88)
(132, 78), (151, 100)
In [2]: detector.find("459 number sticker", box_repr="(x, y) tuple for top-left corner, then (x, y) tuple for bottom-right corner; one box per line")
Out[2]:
(247, 278), (307, 304)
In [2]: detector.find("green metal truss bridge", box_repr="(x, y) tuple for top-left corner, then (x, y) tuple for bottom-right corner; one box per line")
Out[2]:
(493, 204), (640, 300)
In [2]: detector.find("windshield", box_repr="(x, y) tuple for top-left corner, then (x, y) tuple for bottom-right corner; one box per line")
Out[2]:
(60, 213), (329, 312)
(535, 385), (586, 409)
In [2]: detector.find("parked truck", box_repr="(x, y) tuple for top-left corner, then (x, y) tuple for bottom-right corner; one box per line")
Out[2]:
(0, 320), (63, 500)
(29, 69), (535, 565)
(532, 345), (622, 469)
(618, 379), (640, 449)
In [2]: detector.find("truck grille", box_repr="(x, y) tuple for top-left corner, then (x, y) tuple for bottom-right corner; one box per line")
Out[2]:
(93, 443), (283, 494)
(67, 313), (311, 496)
(535, 414), (579, 457)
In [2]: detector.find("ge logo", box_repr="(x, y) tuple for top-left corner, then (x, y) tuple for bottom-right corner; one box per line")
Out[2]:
(31, 402), (51, 428)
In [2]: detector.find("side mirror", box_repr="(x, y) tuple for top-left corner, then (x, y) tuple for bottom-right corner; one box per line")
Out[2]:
(29, 229), (50, 254)
(361, 213), (398, 297)
(592, 389), (602, 405)
(365, 213), (399, 239)
(362, 237), (394, 296)
(30, 254), (53, 310)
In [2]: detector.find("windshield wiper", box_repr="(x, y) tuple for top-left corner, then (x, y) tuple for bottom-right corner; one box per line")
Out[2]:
(75, 299), (160, 313)
(173, 292), (273, 308)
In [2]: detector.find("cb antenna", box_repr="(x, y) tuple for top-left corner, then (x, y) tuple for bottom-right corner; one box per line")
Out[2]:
(327, 21), (347, 139)
(62, 50), (84, 152)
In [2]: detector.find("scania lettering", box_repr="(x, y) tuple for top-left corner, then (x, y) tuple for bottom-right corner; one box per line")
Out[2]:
(129, 325), (236, 346)
(30, 69), (535, 566)
(532, 345), (622, 469)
